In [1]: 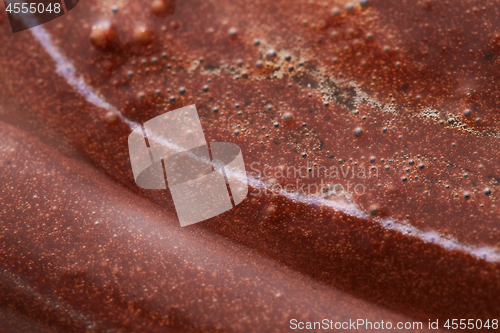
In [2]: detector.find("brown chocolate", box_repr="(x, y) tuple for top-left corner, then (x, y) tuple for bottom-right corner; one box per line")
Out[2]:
(0, 121), (415, 331)
(0, 0), (499, 328)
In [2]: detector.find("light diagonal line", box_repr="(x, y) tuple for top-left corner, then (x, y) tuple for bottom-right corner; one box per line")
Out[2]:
(30, 25), (500, 263)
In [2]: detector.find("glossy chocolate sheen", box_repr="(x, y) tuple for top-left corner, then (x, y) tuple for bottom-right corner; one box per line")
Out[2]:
(1, 121), (418, 331)
(0, 0), (499, 329)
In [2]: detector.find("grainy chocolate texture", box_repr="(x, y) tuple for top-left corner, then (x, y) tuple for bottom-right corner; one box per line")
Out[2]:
(1, 122), (417, 332)
(0, 0), (499, 330)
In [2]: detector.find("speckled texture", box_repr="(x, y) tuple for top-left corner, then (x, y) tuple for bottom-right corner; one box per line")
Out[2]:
(1, 121), (419, 331)
(0, 0), (499, 330)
